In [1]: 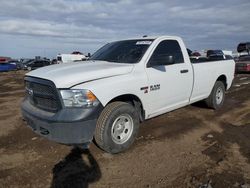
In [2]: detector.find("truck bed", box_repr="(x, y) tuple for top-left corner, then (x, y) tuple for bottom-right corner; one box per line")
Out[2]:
(190, 59), (235, 104)
(190, 55), (233, 64)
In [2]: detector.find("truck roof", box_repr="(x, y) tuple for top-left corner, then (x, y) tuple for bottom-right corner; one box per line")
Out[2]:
(113, 35), (181, 43)
(131, 35), (180, 40)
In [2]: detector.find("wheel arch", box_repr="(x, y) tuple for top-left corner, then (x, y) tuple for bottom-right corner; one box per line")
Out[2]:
(107, 94), (145, 122)
(216, 74), (227, 90)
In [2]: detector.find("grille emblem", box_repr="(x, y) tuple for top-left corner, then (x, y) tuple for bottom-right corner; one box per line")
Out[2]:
(27, 88), (34, 96)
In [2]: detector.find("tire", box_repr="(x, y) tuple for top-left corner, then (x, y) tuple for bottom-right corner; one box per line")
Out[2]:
(205, 81), (225, 110)
(94, 102), (140, 154)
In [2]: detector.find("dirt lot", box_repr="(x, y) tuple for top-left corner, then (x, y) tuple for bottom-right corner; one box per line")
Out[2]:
(0, 71), (249, 188)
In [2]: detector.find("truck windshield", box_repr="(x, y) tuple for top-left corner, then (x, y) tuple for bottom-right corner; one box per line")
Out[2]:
(90, 39), (154, 64)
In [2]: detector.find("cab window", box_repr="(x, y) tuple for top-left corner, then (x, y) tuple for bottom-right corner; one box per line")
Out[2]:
(148, 40), (184, 66)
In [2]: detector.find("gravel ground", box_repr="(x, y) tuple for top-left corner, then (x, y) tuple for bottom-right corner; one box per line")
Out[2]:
(0, 71), (249, 188)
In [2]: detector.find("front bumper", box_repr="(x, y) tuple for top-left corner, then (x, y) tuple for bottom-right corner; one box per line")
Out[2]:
(21, 98), (103, 145)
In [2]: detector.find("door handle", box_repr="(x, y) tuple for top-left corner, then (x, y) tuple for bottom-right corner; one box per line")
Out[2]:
(180, 69), (189, 73)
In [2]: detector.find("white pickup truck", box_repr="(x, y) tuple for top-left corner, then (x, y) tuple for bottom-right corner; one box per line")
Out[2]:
(21, 36), (235, 153)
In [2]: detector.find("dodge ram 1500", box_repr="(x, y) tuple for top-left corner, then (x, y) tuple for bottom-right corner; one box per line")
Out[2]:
(21, 36), (235, 153)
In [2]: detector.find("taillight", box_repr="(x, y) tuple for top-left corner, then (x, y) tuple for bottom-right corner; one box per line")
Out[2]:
(247, 64), (250, 71)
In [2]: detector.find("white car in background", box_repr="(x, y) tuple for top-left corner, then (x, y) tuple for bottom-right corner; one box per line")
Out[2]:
(57, 52), (87, 63)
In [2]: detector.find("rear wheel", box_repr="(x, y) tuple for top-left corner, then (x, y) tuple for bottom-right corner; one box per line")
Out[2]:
(205, 81), (225, 109)
(94, 102), (139, 154)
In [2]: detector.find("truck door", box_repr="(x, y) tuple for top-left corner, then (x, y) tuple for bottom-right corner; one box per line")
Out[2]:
(145, 40), (193, 117)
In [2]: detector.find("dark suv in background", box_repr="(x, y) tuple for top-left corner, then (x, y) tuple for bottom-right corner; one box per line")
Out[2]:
(207, 50), (226, 61)
(23, 59), (51, 71)
(237, 42), (250, 54)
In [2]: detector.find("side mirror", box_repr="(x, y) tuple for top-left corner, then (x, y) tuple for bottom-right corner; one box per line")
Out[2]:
(147, 55), (175, 67)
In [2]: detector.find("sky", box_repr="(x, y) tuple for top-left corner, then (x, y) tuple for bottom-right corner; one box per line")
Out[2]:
(0, 0), (250, 59)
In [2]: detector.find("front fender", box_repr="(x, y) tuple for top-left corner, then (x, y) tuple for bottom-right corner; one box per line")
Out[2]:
(71, 73), (149, 115)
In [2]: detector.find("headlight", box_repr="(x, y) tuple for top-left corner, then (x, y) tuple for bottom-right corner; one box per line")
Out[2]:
(60, 89), (100, 108)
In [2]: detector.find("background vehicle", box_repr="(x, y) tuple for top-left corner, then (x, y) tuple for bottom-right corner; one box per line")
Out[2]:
(57, 52), (87, 63)
(207, 50), (226, 61)
(0, 62), (17, 72)
(235, 42), (250, 73)
(21, 59), (34, 69)
(235, 55), (250, 73)
(21, 36), (235, 154)
(191, 51), (201, 57)
(237, 42), (250, 55)
(186, 48), (192, 56)
(190, 49), (233, 63)
(0, 56), (11, 62)
(7, 60), (22, 70)
(23, 59), (51, 71)
(51, 59), (58, 64)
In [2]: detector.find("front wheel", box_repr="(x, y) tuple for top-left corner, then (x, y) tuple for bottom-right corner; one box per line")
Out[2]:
(205, 81), (225, 110)
(94, 102), (139, 154)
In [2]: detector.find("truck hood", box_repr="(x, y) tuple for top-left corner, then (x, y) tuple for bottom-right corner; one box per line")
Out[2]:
(26, 60), (134, 88)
